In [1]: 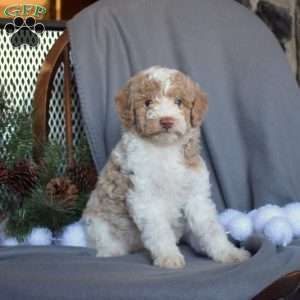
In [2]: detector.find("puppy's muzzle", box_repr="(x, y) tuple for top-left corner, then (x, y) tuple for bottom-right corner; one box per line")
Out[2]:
(160, 117), (175, 130)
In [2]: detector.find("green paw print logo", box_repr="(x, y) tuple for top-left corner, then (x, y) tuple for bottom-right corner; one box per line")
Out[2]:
(4, 16), (45, 48)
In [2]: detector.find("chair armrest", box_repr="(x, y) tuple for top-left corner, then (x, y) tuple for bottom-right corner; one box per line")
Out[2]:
(253, 271), (300, 300)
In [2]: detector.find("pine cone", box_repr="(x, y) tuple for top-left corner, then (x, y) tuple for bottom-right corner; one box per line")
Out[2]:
(6, 161), (38, 197)
(66, 164), (97, 193)
(0, 161), (9, 184)
(46, 177), (79, 209)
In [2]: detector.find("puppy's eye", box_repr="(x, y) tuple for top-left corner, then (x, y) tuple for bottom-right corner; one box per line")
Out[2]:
(175, 98), (182, 107)
(145, 100), (153, 107)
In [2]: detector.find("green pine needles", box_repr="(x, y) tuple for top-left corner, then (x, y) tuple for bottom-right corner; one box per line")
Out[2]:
(0, 89), (95, 241)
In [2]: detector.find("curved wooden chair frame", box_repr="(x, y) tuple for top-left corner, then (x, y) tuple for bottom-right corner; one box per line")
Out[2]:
(33, 30), (75, 168)
(32, 30), (300, 300)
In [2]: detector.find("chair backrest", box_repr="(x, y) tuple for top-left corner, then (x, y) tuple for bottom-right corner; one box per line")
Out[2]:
(0, 20), (64, 113)
(0, 20), (84, 169)
(32, 30), (84, 168)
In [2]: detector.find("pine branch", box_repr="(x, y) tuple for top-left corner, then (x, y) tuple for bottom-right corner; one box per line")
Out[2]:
(0, 90), (33, 165)
(5, 184), (87, 239)
(1, 89), (92, 239)
(5, 113), (33, 166)
(38, 142), (65, 184)
(75, 134), (94, 164)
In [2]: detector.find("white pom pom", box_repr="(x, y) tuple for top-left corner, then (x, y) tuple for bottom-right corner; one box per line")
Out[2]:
(253, 204), (284, 233)
(60, 222), (87, 247)
(218, 209), (243, 230)
(3, 237), (19, 246)
(26, 228), (53, 246)
(263, 216), (293, 247)
(227, 214), (253, 241)
(248, 209), (258, 221)
(284, 202), (300, 237)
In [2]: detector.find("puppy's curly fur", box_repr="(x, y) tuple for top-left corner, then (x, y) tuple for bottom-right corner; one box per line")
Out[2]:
(82, 66), (250, 269)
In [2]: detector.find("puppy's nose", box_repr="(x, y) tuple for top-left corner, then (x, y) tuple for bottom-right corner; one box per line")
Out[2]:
(160, 117), (175, 129)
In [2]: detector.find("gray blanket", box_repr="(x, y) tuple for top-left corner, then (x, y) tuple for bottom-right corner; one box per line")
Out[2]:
(0, 239), (299, 300)
(2, 0), (298, 299)
(68, 0), (300, 299)
(68, 0), (300, 211)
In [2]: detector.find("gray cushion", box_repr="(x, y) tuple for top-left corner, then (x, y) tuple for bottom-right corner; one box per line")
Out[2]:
(0, 239), (299, 300)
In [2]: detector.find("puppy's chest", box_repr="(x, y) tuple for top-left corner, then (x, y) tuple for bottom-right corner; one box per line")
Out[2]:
(125, 142), (192, 200)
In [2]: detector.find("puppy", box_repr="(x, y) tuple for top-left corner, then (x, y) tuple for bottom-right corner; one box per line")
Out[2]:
(82, 66), (250, 269)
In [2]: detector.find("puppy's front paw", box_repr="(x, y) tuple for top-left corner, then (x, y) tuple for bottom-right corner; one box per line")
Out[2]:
(154, 253), (186, 269)
(217, 247), (251, 264)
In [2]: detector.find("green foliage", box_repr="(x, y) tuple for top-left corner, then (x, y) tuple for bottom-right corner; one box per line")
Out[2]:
(5, 113), (33, 166)
(39, 142), (65, 183)
(4, 137), (91, 239)
(0, 186), (20, 213)
(0, 91), (93, 240)
(0, 89), (33, 166)
(75, 135), (94, 165)
(6, 187), (88, 240)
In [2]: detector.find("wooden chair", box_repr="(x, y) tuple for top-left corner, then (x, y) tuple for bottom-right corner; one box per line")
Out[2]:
(32, 29), (300, 300)
(33, 30), (75, 168)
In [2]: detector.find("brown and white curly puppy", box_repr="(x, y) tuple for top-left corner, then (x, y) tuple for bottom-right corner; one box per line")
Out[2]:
(82, 66), (250, 269)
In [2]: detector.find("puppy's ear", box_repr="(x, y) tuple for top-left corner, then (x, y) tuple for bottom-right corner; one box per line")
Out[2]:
(191, 83), (208, 128)
(115, 84), (134, 129)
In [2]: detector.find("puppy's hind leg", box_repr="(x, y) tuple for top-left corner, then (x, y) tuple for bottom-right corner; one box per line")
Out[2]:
(83, 216), (129, 257)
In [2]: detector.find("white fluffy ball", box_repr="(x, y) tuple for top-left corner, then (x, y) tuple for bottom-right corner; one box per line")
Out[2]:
(219, 209), (243, 230)
(60, 222), (87, 247)
(3, 237), (19, 246)
(263, 216), (293, 247)
(253, 204), (284, 233)
(26, 227), (53, 246)
(284, 202), (300, 237)
(227, 214), (253, 241)
(248, 209), (258, 221)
